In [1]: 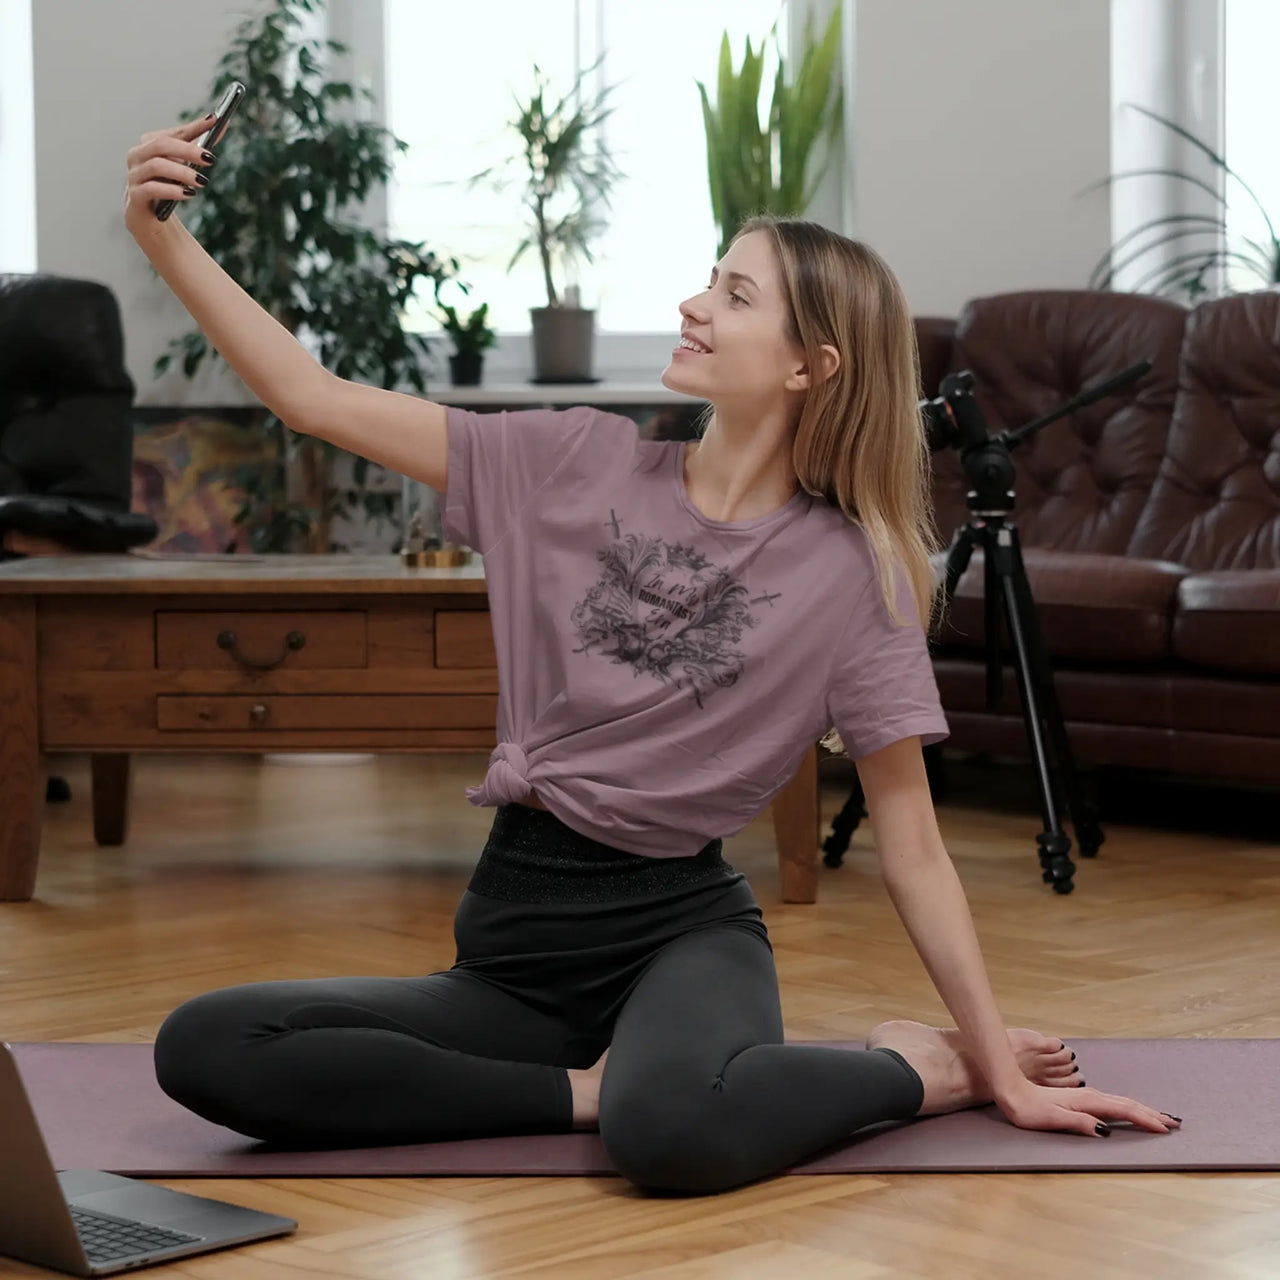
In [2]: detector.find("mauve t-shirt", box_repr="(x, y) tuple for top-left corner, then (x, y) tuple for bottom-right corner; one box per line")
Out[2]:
(442, 404), (949, 858)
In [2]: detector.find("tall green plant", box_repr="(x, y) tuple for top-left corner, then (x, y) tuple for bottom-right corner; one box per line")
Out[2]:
(1081, 102), (1280, 302)
(152, 0), (461, 552)
(463, 58), (624, 308)
(697, 6), (843, 260)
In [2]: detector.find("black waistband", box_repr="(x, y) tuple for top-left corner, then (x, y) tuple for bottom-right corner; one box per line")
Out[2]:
(465, 803), (735, 904)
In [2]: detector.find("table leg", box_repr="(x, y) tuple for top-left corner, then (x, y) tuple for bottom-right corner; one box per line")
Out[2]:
(0, 595), (43, 901)
(772, 743), (820, 903)
(91, 754), (132, 846)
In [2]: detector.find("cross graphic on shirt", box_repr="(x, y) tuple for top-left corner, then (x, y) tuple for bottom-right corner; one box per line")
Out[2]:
(604, 510), (623, 539)
(750, 590), (782, 607)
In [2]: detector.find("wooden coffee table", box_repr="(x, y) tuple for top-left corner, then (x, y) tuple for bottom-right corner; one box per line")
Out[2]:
(0, 554), (821, 903)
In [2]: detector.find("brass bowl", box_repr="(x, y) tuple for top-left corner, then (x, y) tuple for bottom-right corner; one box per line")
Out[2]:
(401, 545), (473, 567)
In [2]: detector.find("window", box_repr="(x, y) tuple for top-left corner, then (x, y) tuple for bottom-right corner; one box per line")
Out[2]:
(1223, 0), (1280, 294)
(384, 0), (788, 344)
(0, 0), (35, 273)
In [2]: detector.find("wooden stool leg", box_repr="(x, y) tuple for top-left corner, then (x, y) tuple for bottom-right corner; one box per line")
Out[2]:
(0, 596), (43, 901)
(772, 744), (820, 903)
(91, 754), (132, 846)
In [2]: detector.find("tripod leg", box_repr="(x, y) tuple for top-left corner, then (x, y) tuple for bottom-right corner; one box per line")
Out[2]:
(823, 526), (972, 865)
(984, 529), (1004, 711)
(821, 778), (867, 868)
(989, 527), (1077, 893)
(1006, 531), (1106, 858)
(942, 524), (976, 603)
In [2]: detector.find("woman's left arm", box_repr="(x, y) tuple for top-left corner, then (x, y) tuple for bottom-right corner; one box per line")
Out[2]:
(853, 735), (1179, 1137)
(855, 735), (1026, 1101)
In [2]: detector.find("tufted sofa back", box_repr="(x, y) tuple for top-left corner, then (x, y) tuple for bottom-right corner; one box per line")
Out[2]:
(1125, 287), (1280, 570)
(923, 290), (1188, 556)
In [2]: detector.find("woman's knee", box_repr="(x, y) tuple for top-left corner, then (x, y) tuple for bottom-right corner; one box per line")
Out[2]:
(599, 1077), (749, 1195)
(153, 985), (262, 1111)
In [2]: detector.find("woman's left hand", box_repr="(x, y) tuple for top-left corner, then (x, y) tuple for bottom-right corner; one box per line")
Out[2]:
(996, 1080), (1182, 1136)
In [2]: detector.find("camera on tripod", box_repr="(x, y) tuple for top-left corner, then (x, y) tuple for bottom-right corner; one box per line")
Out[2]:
(823, 358), (1152, 894)
(919, 370), (981, 454)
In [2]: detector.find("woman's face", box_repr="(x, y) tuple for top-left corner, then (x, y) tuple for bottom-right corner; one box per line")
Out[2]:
(661, 230), (805, 404)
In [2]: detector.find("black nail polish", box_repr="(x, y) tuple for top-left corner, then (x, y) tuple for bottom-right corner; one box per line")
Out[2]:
(201, 149), (215, 164)
(1164, 1114), (1182, 1123)
(1070, 1051), (1076, 1061)
(181, 186), (196, 196)
(1095, 1122), (1111, 1136)
(1077, 1079), (1086, 1087)
(194, 173), (209, 187)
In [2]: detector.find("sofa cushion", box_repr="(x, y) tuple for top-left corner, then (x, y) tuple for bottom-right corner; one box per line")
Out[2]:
(928, 290), (1187, 556)
(1171, 569), (1280, 675)
(934, 658), (1178, 729)
(930, 547), (1187, 663)
(1126, 288), (1280, 571)
(914, 316), (956, 398)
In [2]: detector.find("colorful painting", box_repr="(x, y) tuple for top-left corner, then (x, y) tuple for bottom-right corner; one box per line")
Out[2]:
(130, 413), (272, 554)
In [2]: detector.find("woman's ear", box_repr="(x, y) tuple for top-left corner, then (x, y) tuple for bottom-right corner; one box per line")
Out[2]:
(789, 344), (841, 391)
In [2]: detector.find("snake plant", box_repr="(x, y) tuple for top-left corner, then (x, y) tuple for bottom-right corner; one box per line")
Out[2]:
(697, 5), (844, 260)
(1081, 101), (1280, 302)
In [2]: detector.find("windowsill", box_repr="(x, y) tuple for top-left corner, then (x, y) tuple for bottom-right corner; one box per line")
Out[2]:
(430, 380), (708, 406)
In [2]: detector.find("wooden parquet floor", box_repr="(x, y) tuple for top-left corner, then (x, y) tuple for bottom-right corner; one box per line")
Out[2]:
(1, 750), (1277, 1279)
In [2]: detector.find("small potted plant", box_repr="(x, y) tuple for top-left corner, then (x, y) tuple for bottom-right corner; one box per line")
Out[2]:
(464, 58), (624, 382)
(437, 297), (497, 386)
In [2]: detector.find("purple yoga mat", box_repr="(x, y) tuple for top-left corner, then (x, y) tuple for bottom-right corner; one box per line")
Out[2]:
(10, 1039), (1277, 1176)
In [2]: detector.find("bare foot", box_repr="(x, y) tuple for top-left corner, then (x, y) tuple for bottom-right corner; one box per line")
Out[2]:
(866, 1019), (1080, 1117)
(568, 1047), (609, 1131)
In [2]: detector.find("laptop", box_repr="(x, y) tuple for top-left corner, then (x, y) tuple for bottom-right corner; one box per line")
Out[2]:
(0, 1042), (296, 1276)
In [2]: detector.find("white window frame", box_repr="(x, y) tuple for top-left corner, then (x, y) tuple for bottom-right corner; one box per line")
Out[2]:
(0, 0), (36, 273)
(329, 0), (852, 382)
(1109, 0), (1226, 296)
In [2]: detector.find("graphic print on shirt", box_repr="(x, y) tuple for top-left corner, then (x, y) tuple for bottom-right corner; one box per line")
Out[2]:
(569, 518), (782, 709)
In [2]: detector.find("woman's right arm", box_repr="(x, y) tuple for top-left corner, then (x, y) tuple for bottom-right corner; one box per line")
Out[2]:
(124, 116), (448, 494)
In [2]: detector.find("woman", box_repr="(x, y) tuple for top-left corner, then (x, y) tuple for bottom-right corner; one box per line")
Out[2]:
(125, 115), (1179, 1195)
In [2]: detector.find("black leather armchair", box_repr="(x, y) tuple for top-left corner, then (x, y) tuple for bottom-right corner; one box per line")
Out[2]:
(0, 273), (158, 804)
(0, 273), (157, 559)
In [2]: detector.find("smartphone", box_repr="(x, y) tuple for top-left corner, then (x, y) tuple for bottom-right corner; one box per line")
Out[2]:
(153, 80), (246, 221)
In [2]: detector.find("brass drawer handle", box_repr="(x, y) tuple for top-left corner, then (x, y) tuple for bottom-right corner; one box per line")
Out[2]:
(216, 628), (306, 672)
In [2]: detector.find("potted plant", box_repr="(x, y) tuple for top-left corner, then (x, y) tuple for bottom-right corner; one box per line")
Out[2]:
(464, 59), (625, 382)
(1080, 102), (1280, 302)
(435, 290), (497, 386)
(698, 6), (844, 259)
(152, 0), (463, 552)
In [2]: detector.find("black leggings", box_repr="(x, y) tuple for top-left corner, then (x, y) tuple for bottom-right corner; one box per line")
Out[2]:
(154, 804), (924, 1195)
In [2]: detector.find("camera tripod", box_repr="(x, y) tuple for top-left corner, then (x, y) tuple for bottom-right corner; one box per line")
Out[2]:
(822, 361), (1151, 893)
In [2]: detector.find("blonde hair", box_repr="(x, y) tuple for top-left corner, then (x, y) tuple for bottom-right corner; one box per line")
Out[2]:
(696, 215), (946, 757)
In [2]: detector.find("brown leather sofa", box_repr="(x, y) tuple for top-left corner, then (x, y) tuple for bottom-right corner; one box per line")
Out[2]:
(915, 286), (1280, 787)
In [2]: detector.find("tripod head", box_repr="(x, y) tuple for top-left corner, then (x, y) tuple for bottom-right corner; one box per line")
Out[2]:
(920, 360), (1153, 516)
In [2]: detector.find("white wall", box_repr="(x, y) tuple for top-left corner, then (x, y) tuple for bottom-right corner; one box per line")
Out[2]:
(0, 0), (37, 273)
(31, 0), (263, 405)
(850, 0), (1113, 317)
(25, 0), (1120, 403)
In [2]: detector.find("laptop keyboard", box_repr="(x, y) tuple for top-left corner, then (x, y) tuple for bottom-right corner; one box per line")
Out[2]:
(70, 1204), (201, 1263)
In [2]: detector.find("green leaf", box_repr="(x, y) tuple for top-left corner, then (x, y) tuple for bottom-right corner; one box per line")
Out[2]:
(699, 5), (842, 241)
(1088, 214), (1229, 287)
(1078, 167), (1227, 209)
(1120, 100), (1275, 241)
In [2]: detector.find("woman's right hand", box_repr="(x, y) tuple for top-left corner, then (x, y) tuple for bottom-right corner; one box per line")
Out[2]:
(122, 113), (218, 241)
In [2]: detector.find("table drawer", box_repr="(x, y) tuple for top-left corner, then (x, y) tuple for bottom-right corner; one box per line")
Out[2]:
(156, 611), (367, 671)
(435, 611), (496, 668)
(156, 693), (497, 732)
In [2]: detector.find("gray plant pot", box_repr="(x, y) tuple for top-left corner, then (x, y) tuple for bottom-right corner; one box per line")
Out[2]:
(529, 306), (596, 382)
